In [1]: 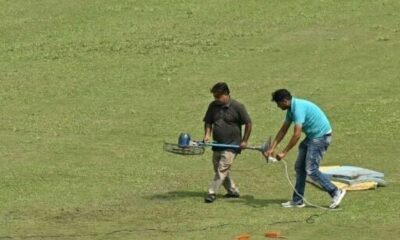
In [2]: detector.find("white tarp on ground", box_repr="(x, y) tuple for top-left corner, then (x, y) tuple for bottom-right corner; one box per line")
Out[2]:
(307, 166), (386, 191)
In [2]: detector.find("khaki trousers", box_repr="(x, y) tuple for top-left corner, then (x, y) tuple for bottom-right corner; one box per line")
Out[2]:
(208, 150), (239, 195)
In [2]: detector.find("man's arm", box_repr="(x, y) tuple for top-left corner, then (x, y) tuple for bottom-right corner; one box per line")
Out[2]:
(276, 124), (302, 160)
(240, 122), (252, 148)
(204, 123), (212, 142)
(268, 121), (291, 153)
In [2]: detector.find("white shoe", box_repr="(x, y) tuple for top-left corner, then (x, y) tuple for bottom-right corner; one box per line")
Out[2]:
(329, 189), (346, 209)
(281, 200), (306, 208)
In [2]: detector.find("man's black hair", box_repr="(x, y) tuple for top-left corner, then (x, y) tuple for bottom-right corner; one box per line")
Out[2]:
(210, 82), (230, 95)
(271, 89), (292, 102)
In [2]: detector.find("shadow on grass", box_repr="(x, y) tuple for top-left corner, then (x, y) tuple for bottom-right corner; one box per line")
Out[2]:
(148, 191), (205, 200)
(228, 195), (287, 208)
(148, 191), (285, 208)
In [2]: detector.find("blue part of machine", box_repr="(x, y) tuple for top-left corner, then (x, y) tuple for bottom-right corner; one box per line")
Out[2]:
(178, 133), (191, 147)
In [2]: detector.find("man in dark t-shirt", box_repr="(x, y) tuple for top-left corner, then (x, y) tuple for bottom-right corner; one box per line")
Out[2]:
(203, 82), (252, 203)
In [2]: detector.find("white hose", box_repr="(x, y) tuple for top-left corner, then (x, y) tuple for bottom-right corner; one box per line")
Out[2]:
(279, 159), (339, 211)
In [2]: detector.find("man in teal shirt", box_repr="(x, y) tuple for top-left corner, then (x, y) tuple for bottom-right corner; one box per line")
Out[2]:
(265, 89), (346, 209)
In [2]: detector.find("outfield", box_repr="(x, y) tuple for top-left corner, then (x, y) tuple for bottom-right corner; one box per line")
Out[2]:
(1, 0), (399, 239)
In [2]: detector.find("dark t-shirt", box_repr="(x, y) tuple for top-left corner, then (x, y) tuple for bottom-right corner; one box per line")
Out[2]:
(203, 99), (251, 152)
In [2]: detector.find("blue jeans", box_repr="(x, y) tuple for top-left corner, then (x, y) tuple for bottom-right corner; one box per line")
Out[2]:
(292, 135), (337, 203)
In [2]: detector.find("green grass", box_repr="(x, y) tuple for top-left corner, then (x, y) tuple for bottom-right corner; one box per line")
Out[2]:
(1, 0), (399, 239)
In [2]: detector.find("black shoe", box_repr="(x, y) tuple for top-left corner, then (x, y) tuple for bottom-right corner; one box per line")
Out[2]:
(224, 192), (240, 198)
(204, 194), (216, 203)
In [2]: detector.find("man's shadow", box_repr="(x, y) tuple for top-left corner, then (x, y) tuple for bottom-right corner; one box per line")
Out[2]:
(148, 191), (285, 208)
(229, 195), (286, 208)
(149, 191), (204, 200)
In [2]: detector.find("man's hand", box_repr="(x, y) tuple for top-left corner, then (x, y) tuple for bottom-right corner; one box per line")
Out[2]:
(204, 124), (212, 143)
(240, 141), (248, 149)
(276, 152), (288, 161)
(203, 134), (211, 143)
(263, 147), (275, 159)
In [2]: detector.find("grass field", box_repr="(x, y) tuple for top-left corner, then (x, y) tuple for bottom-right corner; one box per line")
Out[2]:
(1, 0), (400, 239)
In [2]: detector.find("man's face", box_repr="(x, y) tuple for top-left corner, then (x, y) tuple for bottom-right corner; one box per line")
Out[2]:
(213, 93), (230, 105)
(276, 99), (290, 110)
